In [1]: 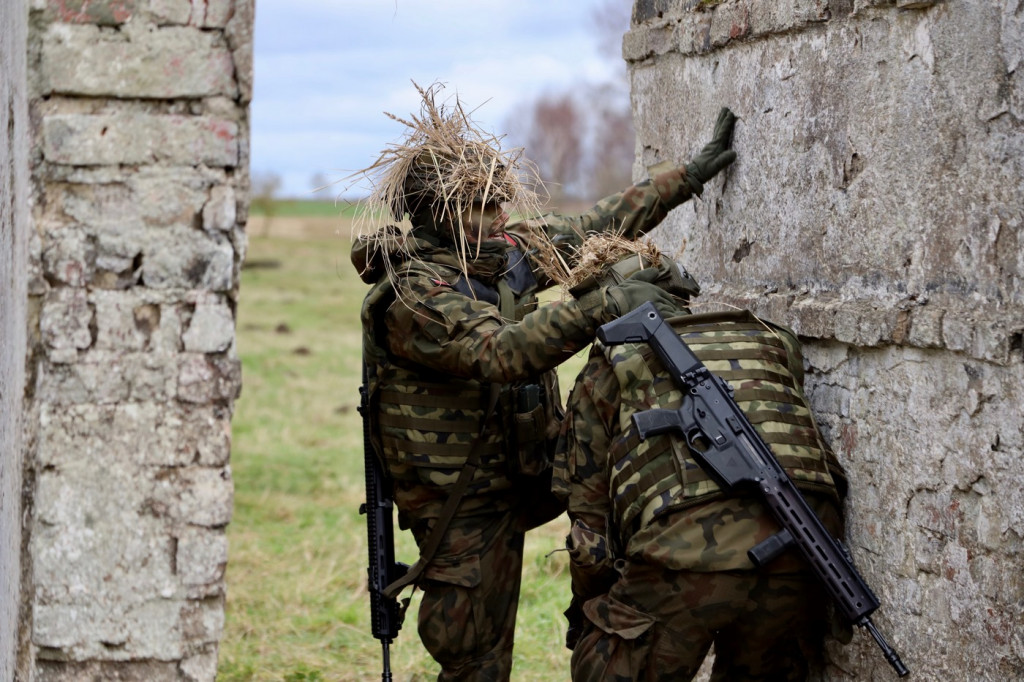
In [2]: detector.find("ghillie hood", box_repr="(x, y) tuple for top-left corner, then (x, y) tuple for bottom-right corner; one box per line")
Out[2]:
(348, 81), (550, 288)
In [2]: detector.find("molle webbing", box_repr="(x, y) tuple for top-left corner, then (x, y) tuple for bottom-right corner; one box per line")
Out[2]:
(377, 376), (506, 471)
(609, 314), (838, 541)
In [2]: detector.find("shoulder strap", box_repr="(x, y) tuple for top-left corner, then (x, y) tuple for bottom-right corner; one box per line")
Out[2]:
(497, 278), (515, 321)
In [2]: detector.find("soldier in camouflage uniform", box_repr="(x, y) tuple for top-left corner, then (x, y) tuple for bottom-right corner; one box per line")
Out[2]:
(554, 249), (850, 681)
(353, 88), (737, 681)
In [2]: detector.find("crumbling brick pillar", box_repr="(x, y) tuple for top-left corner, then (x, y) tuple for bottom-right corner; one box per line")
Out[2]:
(627, 0), (1023, 679)
(19, 1), (253, 679)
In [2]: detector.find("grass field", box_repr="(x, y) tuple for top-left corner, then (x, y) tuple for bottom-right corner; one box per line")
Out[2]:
(248, 198), (361, 218)
(220, 207), (582, 681)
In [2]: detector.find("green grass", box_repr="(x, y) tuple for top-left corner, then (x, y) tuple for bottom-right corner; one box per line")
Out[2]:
(248, 198), (367, 219)
(246, 198), (349, 218)
(221, 232), (581, 681)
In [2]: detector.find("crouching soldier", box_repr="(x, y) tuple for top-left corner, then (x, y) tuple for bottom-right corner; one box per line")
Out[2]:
(553, 239), (850, 682)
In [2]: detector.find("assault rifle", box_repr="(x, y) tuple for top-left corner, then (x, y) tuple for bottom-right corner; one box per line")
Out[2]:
(598, 302), (909, 678)
(358, 363), (409, 681)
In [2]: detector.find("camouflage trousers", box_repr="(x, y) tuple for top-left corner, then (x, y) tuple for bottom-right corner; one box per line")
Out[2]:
(571, 562), (829, 682)
(412, 474), (563, 681)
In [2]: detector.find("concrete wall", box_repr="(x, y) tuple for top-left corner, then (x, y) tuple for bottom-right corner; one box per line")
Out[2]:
(627, 0), (1023, 679)
(17, 1), (253, 679)
(2, 0), (30, 679)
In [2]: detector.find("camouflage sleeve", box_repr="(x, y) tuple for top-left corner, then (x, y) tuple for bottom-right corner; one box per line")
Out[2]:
(384, 270), (600, 382)
(560, 349), (622, 601)
(509, 167), (695, 254)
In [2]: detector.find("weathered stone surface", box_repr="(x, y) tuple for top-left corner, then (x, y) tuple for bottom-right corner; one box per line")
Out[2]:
(38, 350), (178, 404)
(202, 185), (237, 232)
(36, 172), (244, 295)
(176, 526), (228, 586)
(182, 300), (234, 353)
(42, 114), (239, 167)
(27, 425), (232, 659)
(147, 466), (233, 527)
(199, 0), (234, 27)
(142, 227), (235, 291)
(179, 650), (220, 682)
(1, 0), (29, 677)
(629, 1), (1024, 679)
(33, 596), (223, 660)
(146, 0), (233, 27)
(177, 353), (242, 404)
(91, 290), (154, 351)
(40, 287), (94, 356)
(803, 345), (1024, 679)
(38, 402), (229, 468)
(47, 169), (220, 231)
(20, 0), (251, 675)
(225, 0), (253, 103)
(41, 227), (94, 287)
(40, 0), (137, 25)
(35, 660), (181, 682)
(634, 2), (1023, 325)
(704, 286), (1024, 366)
(41, 23), (237, 98)
(147, 0), (191, 24)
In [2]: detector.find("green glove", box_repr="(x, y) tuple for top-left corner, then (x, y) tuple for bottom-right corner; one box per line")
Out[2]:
(579, 268), (682, 327)
(684, 107), (737, 195)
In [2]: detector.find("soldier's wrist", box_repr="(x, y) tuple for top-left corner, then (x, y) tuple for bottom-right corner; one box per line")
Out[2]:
(574, 287), (611, 331)
(653, 166), (696, 206)
(681, 163), (705, 197)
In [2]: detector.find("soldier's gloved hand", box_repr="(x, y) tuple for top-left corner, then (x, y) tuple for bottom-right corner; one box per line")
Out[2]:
(579, 268), (680, 327)
(607, 268), (681, 319)
(684, 107), (737, 195)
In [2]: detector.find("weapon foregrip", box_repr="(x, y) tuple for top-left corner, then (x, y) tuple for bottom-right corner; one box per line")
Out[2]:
(748, 528), (794, 567)
(632, 408), (686, 439)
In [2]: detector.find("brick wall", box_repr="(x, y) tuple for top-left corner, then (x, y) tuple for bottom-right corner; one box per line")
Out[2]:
(19, 1), (253, 679)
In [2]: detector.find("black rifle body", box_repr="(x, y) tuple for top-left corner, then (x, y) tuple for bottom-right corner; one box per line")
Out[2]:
(598, 302), (908, 678)
(359, 364), (408, 681)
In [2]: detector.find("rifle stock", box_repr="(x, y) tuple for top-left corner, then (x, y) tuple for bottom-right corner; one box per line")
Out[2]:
(598, 302), (909, 678)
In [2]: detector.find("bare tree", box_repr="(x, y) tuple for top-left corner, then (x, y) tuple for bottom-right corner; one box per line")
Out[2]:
(506, 2), (636, 203)
(310, 172), (329, 195)
(585, 83), (636, 198)
(519, 93), (585, 204)
(250, 171), (282, 237)
(581, 1), (636, 199)
(590, 0), (633, 66)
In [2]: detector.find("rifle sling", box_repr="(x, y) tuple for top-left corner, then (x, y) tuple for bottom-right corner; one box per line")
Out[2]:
(383, 279), (515, 600)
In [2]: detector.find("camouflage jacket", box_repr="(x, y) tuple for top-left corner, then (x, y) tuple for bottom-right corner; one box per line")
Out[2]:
(554, 310), (848, 602)
(356, 168), (698, 524)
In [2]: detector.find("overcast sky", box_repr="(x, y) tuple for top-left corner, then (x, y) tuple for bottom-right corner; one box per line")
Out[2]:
(252, 0), (628, 198)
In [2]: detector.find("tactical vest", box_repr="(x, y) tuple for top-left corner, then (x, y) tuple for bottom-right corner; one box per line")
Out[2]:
(605, 310), (846, 545)
(361, 244), (559, 521)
